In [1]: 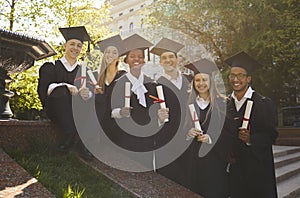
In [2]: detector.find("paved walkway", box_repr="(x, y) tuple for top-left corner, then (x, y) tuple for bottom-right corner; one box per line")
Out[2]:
(0, 148), (54, 198)
(1, 145), (299, 198)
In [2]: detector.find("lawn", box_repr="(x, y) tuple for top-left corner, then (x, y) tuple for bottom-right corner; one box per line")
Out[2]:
(6, 142), (135, 198)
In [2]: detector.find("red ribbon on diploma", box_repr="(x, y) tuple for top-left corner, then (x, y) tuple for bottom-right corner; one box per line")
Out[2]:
(149, 95), (165, 104)
(88, 80), (97, 87)
(243, 117), (249, 121)
(194, 111), (199, 122)
(74, 76), (86, 88)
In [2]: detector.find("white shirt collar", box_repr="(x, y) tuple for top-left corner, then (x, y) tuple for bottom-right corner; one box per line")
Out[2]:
(60, 56), (80, 72)
(163, 71), (182, 89)
(196, 95), (210, 110)
(231, 86), (254, 101)
(231, 86), (255, 111)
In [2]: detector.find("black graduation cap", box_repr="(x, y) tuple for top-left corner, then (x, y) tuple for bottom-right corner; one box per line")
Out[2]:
(184, 59), (218, 76)
(97, 34), (122, 53)
(119, 34), (153, 60)
(59, 26), (90, 43)
(150, 37), (184, 56)
(224, 51), (262, 74)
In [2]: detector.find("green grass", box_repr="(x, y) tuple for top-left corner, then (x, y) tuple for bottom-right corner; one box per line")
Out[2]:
(6, 142), (135, 198)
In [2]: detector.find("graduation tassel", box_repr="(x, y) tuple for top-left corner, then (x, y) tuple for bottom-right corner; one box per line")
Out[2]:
(147, 48), (150, 61)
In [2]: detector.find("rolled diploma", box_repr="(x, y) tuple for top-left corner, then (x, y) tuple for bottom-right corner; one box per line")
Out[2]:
(189, 104), (202, 131)
(241, 100), (253, 129)
(81, 62), (87, 88)
(87, 70), (97, 85)
(156, 85), (169, 122)
(125, 82), (131, 107)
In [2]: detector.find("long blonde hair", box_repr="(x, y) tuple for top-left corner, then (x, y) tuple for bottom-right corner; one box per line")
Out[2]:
(96, 47), (119, 94)
(187, 73), (225, 124)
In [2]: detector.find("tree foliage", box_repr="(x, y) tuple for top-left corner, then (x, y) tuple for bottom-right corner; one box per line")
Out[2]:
(1, 0), (112, 119)
(145, 0), (300, 108)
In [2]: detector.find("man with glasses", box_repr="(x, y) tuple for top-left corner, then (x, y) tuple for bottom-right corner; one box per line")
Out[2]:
(225, 51), (278, 198)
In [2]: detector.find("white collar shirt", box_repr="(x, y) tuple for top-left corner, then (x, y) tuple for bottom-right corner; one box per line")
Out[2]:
(163, 71), (182, 90)
(196, 96), (210, 110)
(231, 86), (255, 111)
(60, 56), (80, 72)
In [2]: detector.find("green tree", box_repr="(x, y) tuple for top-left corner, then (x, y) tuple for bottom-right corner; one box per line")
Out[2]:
(145, 0), (300, 108)
(1, 0), (112, 119)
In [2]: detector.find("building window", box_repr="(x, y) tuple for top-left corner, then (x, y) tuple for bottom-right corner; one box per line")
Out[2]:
(129, 23), (133, 32)
(129, 8), (134, 12)
(119, 12), (123, 16)
(119, 26), (123, 31)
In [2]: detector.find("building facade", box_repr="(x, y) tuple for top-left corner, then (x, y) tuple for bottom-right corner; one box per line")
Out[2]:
(107, 0), (154, 35)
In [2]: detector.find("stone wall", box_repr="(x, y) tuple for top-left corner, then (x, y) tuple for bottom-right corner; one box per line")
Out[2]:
(0, 120), (61, 151)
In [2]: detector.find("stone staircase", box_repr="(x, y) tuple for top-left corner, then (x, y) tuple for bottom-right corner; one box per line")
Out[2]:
(274, 145), (300, 198)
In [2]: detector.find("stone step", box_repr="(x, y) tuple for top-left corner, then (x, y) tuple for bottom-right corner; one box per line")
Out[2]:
(273, 145), (300, 158)
(277, 173), (300, 198)
(275, 160), (300, 183)
(274, 151), (300, 168)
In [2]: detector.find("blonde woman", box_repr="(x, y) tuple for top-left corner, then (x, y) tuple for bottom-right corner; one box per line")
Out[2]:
(183, 59), (235, 197)
(95, 35), (126, 121)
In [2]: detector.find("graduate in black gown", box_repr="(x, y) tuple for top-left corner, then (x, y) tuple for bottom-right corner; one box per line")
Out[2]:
(37, 26), (93, 159)
(183, 59), (235, 197)
(225, 51), (278, 198)
(94, 35), (126, 124)
(109, 34), (158, 151)
(150, 38), (191, 186)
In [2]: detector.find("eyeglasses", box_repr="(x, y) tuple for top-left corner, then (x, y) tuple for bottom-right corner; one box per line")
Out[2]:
(228, 73), (248, 80)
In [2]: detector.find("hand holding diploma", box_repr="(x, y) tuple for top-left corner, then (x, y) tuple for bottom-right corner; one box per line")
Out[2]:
(187, 128), (202, 138)
(65, 83), (78, 96)
(239, 127), (250, 143)
(120, 107), (132, 117)
(158, 108), (169, 124)
(79, 87), (90, 100)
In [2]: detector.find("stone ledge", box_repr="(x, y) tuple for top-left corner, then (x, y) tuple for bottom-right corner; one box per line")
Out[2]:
(276, 128), (300, 146)
(0, 120), (61, 151)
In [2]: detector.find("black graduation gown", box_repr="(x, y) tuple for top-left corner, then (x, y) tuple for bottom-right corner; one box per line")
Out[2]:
(95, 70), (126, 131)
(228, 92), (278, 198)
(38, 60), (79, 135)
(156, 75), (191, 186)
(108, 74), (160, 152)
(184, 97), (234, 198)
(38, 60), (95, 137)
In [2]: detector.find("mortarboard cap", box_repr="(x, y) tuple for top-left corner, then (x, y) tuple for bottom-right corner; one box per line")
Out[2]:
(224, 51), (262, 74)
(120, 34), (153, 60)
(97, 34), (122, 53)
(150, 37), (184, 56)
(184, 59), (218, 76)
(59, 26), (90, 43)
